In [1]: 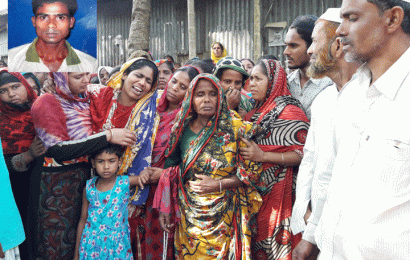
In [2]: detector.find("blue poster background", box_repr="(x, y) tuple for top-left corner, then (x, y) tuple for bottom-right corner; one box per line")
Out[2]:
(8, 0), (97, 58)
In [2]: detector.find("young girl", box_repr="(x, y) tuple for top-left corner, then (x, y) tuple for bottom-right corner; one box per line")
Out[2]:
(74, 145), (147, 260)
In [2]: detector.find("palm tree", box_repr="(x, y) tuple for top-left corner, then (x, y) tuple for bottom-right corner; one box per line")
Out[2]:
(127, 0), (151, 59)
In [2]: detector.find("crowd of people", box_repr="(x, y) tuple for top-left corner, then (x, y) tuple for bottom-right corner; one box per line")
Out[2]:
(1, 0), (410, 259)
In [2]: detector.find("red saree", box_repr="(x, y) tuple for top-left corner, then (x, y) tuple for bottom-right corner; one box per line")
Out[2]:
(244, 60), (309, 260)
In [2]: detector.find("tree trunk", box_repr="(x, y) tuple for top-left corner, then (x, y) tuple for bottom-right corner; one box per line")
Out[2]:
(187, 0), (196, 59)
(127, 0), (151, 59)
(253, 0), (262, 61)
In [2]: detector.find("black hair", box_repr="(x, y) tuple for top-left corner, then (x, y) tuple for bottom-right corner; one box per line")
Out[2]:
(240, 58), (255, 66)
(212, 42), (224, 51)
(367, 0), (410, 35)
(257, 55), (278, 62)
(163, 55), (175, 63)
(254, 60), (268, 77)
(160, 60), (175, 72)
(123, 59), (159, 87)
(186, 59), (215, 74)
(290, 15), (318, 47)
(32, 0), (78, 17)
(89, 144), (123, 161)
(175, 66), (200, 81)
(109, 66), (121, 79)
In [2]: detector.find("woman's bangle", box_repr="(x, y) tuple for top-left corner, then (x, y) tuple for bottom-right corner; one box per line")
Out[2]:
(107, 129), (113, 142)
(281, 153), (285, 165)
(219, 180), (222, 193)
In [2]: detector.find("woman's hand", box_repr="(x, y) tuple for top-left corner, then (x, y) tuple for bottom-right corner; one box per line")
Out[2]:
(28, 137), (46, 158)
(41, 78), (56, 94)
(189, 174), (219, 194)
(146, 167), (163, 184)
(107, 128), (137, 146)
(226, 88), (241, 110)
(159, 212), (174, 233)
(137, 169), (150, 189)
(239, 137), (265, 162)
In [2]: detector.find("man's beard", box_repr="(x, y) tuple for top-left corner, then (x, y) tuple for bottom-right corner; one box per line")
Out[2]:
(307, 47), (337, 79)
(339, 37), (367, 63)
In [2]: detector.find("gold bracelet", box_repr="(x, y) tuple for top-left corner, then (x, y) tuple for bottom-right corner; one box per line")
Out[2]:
(219, 180), (222, 193)
(281, 153), (285, 165)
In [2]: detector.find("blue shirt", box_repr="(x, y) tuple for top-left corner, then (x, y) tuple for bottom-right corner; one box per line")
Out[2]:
(0, 138), (25, 251)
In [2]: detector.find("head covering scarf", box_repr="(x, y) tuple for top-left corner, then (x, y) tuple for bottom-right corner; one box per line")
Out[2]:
(22, 72), (42, 93)
(154, 59), (175, 72)
(213, 56), (253, 113)
(97, 66), (113, 84)
(211, 42), (228, 64)
(31, 73), (93, 149)
(90, 58), (160, 206)
(151, 66), (194, 167)
(154, 74), (265, 259)
(0, 68), (37, 155)
(245, 59), (305, 135)
(243, 60), (309, 259)
(214, 56), (249, 80)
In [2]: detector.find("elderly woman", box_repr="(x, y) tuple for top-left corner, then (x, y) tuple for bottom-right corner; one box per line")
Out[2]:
(153, 74), (265, 259)
(240, 59), (309, 259)
(29, 72), (136, 259)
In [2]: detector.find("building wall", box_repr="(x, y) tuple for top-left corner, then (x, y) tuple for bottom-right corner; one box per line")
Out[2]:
(0, 11), (8, 63)
(0, 29), (7, 62)
(261, 0), (343, 63)
(150, 0), (254, 64)
(97, 0), (132, 67)
(96, 0), (343, 66)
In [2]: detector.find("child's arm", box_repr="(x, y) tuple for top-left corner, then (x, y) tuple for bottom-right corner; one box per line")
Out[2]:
(129, 167), (164, 189)
(73, 187), (89, 260)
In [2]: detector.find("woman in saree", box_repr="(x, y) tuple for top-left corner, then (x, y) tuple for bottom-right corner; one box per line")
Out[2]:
(135, 65), (200, 259)
(239, 59), (309, 260)
(29, 72), (136, 259)
(153, 74), (266, 259)
(89, 58), (161, 259)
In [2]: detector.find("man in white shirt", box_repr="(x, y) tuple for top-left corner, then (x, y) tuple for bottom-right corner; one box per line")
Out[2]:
(284, 15), (333, 120)
(290, 8), (361, 260)
(8, 0), (96, 72)
(316, 0), (410, 259)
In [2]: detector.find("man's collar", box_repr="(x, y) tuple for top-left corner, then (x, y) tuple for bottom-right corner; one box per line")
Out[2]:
(372, 46), (410, 100)
(25, 38), (81, 66)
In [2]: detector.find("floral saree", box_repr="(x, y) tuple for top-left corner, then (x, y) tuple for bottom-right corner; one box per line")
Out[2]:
(154, 74), (266, 259)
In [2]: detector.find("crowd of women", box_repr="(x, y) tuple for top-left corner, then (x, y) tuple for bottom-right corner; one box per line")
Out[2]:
(1, 43), (309, 260)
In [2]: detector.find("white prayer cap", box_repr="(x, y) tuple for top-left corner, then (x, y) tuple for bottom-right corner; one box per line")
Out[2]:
(319, 8), (342, 24)
(402, 0), (410, 3)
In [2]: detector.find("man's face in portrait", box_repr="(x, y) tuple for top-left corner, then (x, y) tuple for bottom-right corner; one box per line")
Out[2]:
(31, 2), (75, 45)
